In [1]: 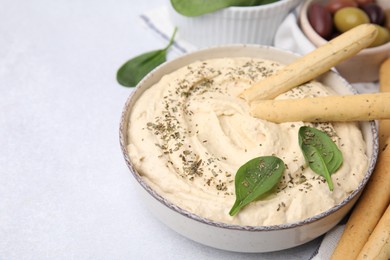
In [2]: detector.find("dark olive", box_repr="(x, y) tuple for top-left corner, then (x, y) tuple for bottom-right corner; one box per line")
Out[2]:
(360, 3), (386, 25)
(354, 0), (375, 6)
(326, 0), (357, 14)
(308, 3), (333, 39)
(385, 9), (390, 30)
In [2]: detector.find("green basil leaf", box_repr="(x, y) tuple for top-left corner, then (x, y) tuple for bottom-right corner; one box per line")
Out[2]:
(116, 50), (165, 87)
(116, 28), (177, 87)
(298, 126), (343, 191)
(229, 156), (285, 216)
(171, 0), (279, 17)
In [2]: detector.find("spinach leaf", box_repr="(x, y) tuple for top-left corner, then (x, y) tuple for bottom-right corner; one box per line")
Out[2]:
(117, 28), (177, 87)
(171, 0), (279, 17)
(229, 156), (285, 216)
(298, 126), (343, 191)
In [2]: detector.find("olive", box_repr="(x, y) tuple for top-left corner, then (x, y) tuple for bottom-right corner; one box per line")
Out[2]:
(326, 0), (357, 14)
(354, 0), (375, 7)
(369, 25), (390, 47)
(308, 3), (333, 39)
(360, 3), (386, 25)
(334, 7), (370, 32)
(386, 9), (390, 30)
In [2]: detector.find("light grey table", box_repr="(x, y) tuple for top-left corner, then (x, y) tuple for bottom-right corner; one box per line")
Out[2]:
(0, 0), (322, 258)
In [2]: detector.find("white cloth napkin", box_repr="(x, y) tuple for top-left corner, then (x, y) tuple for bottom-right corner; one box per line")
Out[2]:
(311, 225), (345, 260)
(139, 6), (197, 56)
(138, 5), (378, 259)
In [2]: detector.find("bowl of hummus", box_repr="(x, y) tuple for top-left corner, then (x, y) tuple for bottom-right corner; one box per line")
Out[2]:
(119, 45), (378, 253)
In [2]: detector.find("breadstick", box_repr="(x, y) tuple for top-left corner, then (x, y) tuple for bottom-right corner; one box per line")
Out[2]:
(331, 138), (390, 259)
(250, 92), (390, 123)
(379, 58), (390, 151)
(357, 203), (390, 260)
(352, 58), (390, 260)
(240, 24), (378, 102)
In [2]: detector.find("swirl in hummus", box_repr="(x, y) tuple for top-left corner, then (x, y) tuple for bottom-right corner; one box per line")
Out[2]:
(127, 57), (368, 226)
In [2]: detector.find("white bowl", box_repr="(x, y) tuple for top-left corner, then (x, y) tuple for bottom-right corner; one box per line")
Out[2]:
(119, 45), (378, 253)
(299, 0), (390, 83)
(168, 0), (301, 47)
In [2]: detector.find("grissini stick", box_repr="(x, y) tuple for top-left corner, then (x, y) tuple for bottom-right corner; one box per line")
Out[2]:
(240, 24), (378, 102)
(379, 58), (390, 151)
(357, 203), (390, 260)
(250, 92), (390, 123)
(331, 138), (390, 259)
(331, 59), (390, 260)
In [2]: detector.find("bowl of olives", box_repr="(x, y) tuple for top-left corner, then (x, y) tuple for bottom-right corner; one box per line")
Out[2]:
(300, 0), (390, 82)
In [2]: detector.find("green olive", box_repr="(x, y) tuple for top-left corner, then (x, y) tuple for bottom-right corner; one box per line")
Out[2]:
(334, 7), (370, 32)
(369, 25), (390, 47)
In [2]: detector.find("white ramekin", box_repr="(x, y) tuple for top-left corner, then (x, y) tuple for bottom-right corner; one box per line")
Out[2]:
(168, 0), (301, 47)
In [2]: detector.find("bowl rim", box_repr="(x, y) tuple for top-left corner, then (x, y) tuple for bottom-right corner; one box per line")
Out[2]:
(221, 0), (301, 12)
(299, 0), (390, 53)
(119, 44), (379, 232)
(170, 0), (301, 15)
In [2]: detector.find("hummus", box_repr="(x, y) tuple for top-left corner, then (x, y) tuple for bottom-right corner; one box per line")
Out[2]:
(127, 57), (368, 226)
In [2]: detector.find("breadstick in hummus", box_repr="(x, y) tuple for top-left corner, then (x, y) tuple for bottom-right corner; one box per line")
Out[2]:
(331, 138), (390, 259)
(250, 92), (390, 123)
(357, 203), (390, 260)
(240, 24), (378, 102)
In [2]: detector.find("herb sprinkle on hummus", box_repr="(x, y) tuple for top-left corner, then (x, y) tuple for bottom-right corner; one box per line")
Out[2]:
(127, 57), (368, 226)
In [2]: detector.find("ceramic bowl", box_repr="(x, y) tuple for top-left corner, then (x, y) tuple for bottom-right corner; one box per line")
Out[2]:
(168, 0), (301, 48)
(299, 0), (390, 83)
(119, 45), (378, 253)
